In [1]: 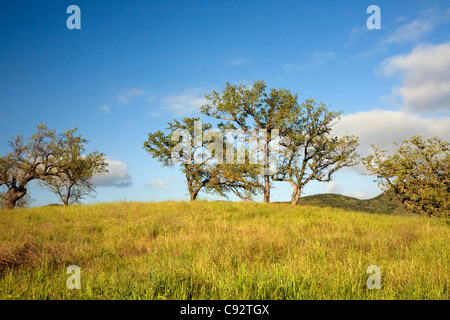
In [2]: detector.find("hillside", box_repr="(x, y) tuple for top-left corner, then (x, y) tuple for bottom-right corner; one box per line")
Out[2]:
(292, 192), (410, 215)
(0, 201), (448, 300)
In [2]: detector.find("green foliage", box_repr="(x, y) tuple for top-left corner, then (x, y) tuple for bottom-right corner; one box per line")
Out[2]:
(39, 128), (108, 206)
(143, 82), (360, 204)
(282, 192), (409, 215)
(201, 81), (298, 133)
(274, 99), (359, 205)
(201, 81), (359, 204)
(202, 164), (262, 201)
(0, 124), (61, 209)
(144, 117), (263, 201)
(363, 135), (450, 218)
(0, 124), (107, 209)
(201, 81), (300, 202)
(144, 117), (210, 201)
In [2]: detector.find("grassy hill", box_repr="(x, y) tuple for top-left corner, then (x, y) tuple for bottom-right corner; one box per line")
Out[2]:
(293, 192), (410, 215)
(0, 201), (448, 300)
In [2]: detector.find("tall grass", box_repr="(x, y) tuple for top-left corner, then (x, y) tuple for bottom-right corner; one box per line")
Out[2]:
(0, 201), (448, 299)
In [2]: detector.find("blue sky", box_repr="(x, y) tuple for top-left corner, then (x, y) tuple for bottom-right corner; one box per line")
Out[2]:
(1, 0), (449, 206)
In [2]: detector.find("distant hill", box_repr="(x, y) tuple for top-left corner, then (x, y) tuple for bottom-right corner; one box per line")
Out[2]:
(280, 192), (411, 215)
(41, 203), (64, 207)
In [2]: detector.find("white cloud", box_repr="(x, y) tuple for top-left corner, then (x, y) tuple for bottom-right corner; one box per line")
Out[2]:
(381, 6), (450, 46)
(92, 159), (132, 188)
(146, 177), (177, 188)
(116, 89), (149, 103)
(163, 89), (207, 115)
(312, 51), (335, 65)
(334, 109), (450, 157)
(326, 181), (375, 199)
(147, 179), (165, 188)
(345, 191), (373, 200)
(101, 105), (111, 113)
(326, 181), (342, 194)
(346, 26), (369, 46)
(383, 18), (433, 44)
(381, 43), (450, 113)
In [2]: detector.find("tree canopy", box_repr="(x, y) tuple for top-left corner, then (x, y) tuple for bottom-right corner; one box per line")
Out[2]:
(0, 124), (60, 209)
(201, 80), (299, 203)
(362, 135), (449, 217)
(143, 117), (261, 201)
(274, 99), (359, 205)
(143, 81), (360, 204)
(39, 128), (108, 206)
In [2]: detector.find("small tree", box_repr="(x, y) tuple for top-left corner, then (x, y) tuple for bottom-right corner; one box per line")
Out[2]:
(362, 136), (449, 217)
(274, 99), (359, 205)
(144, 118), (216, 201)
(0, 124), (60, 210)
(39, 128), (108, 206)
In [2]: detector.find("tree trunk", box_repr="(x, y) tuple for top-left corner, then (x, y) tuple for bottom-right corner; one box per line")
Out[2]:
(3, 187), (27, 210)
(63, 183), (73, 206)
(263, 134), (271, 203)
(291, 187), (301, 206)
(190, 190), (199, 201)
(264, 175), (270, 203)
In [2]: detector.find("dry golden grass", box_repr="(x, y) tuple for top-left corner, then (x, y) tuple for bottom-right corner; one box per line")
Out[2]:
(0, 201), (449, 299)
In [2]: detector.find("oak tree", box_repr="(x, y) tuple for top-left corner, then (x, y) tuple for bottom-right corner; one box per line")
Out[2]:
(201, 81), (298, 203)
(274, 99), (359, 205)
(0, 124), (107, 209)
(143, 117), (260, 201)
(362, 136), (449, 217)
(144, 118), (218, 201)
(39, 128), (108, 206)
(0, 124), (60, 210)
